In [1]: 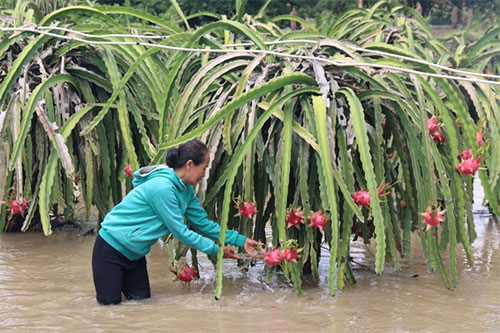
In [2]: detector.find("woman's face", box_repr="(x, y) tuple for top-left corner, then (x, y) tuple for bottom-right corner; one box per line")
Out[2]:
(184, 153), (209, 186)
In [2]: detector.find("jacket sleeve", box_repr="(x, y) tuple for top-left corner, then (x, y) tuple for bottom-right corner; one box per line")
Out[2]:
(148, 185), (219, 256)
(185, 188), (246, 248)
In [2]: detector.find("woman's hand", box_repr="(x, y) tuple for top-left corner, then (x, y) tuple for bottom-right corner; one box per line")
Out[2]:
(243, 238), (264, 258)
(222, 239), (263, 259)
(223, 246), (240, 259)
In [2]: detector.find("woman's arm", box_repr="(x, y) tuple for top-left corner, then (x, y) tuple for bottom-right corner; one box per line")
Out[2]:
(184, 189), (246, 248)
(149, 185), (220, 255)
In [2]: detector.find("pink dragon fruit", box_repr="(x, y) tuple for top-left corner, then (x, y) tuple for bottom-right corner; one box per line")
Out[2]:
(283, 248), (299, 263)
(432, 129), (446, 144)
(264, 248), (283, 266)
(427, 116), (441, 134)
(285, 207), (305, 229)
(308, 211), (328, 231)
(125, 164), (133, 177)
(456, 158), (480, 175)
(178, 267), (197, 283)
(459, 149), (473, 160)
(10, 200), (22, 216)
(420, 206), (446, 232)
(352, 190), (370, 207)
(235, 200), (258, 220)
(352, 184), (390, 207)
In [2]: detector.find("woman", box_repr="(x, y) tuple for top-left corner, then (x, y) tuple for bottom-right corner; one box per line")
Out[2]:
(92, 139), (261, 305)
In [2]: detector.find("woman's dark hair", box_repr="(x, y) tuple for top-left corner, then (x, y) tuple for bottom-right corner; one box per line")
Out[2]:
(166, 139), (208, 168)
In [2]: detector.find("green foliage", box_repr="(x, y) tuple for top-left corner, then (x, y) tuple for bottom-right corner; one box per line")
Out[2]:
(1, 0), (499, 297)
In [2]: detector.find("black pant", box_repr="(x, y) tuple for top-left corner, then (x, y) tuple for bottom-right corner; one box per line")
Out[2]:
(92, 234), (151, 305)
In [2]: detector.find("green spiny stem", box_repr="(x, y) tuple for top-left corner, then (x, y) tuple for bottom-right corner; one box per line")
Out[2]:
(215, 87), (318, 299)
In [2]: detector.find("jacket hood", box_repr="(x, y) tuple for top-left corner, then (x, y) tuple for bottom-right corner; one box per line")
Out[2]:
(132, 165), (186, 191)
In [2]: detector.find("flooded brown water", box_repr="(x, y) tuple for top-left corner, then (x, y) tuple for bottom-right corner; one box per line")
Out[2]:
(0, 213), (498, 332)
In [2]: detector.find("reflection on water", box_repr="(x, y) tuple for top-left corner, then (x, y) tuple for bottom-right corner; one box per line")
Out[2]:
(0, 215), (498, 332)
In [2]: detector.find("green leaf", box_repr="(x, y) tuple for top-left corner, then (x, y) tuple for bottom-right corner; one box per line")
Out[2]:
(38, 152), (58, 236)
(271, 15), (318, 32)
(169, 0), (190, 30)
(8, 75), (79, 171)
(336, 88), (386, 274)
(463, 27), (500, 66)
(157, 73), (317, 151)
(215, 87), (318, 299)
(311, 96), (339, 295)
(157, 19), (268, 140)
(97, 5), (181, 33)
(0, 34), (50, 107)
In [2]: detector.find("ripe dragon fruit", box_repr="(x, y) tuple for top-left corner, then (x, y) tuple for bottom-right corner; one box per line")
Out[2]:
(235, 200), (258, 220)
(178, 267), (197, 283)
(264, 248), (283, 266)
(456, 158), (480, 175)
(283, 248), (299, 263)
(285, 207), (305, 229)
(10, 200), (22, 216)
(459, 149), (473, 160)
(432, 129), (446, 144)
(427, 116), (441, 134)
(124, 164), (133, 177)
(8, 198), (28, 218)
(282, 239), (302, 263)
(420, 206), (446, 232)
(308, 211), (328, 231)
(352, 184), (391, 207)
(352, 190), (370, 207)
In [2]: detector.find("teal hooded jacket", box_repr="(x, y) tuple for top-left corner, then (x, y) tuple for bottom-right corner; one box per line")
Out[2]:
(99, 165), (246, 261)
